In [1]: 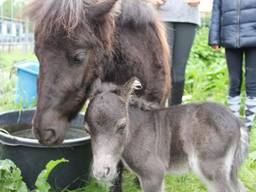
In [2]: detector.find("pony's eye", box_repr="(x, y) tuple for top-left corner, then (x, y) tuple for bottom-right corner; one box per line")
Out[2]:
(116, 124), (126, 135)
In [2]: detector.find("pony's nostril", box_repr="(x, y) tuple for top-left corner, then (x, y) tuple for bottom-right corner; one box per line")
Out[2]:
(32, 127), (40, 139)
(44, 129), (56, 141)
(104, 167), (111, 177)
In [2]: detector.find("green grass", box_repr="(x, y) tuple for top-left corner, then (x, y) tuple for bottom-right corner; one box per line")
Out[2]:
(0, 50), (36, 68)
(0, 29), (256, 192)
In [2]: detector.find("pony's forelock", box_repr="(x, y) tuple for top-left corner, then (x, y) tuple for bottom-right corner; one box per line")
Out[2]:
(25, 0), (93, 37)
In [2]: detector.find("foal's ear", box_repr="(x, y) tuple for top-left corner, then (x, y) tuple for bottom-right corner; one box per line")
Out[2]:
(120, 77), (142, 102)
(89, 78), (102, 98)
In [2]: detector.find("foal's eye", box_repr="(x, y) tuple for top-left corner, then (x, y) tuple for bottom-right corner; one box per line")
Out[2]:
(116, 124), (126, 135)
(72, 51), (86, 65)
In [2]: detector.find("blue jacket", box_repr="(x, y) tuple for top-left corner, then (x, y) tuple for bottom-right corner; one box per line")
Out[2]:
(209, 0), (256, 48)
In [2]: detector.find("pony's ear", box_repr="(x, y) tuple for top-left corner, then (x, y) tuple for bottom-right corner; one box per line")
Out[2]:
(89, 78), (102, 98)
(120, 77), (142, 102)
(87, 0), (118, 20)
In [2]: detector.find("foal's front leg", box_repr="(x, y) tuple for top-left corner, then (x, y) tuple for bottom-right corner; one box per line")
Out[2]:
(138, 159), (165, 192)
(140, 174), (165, 192)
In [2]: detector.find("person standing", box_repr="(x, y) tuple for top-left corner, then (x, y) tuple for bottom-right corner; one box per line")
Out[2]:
(153, 0), (200, 105)
(209, 0), (256, 129)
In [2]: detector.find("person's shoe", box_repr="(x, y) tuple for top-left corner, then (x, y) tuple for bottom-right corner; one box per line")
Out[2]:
(244, 96), (256, 129)
(227, 95), (241, 118)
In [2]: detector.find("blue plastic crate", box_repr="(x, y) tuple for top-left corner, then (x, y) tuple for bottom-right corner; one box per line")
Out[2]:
(15, 61), (39, 107)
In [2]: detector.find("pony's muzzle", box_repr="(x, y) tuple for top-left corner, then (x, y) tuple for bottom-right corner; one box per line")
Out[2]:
(32, 110), (68, 145)
(40, 129), (56, 144)
(33, 127), (57, 144)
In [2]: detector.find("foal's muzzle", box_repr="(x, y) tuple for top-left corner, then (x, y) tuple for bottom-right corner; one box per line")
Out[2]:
(93, 167), (111, 179)
(92, 155), (118, 182)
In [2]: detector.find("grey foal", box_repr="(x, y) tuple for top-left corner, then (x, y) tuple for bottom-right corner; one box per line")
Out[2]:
(85, 78), (248, 192)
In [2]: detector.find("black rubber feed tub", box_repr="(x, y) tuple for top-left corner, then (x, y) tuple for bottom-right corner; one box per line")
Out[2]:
(0, 110), (92, 190)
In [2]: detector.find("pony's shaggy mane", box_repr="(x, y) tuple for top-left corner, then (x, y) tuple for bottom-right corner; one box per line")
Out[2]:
(120, 0), (171, 103)
(119, 0), (157, 26)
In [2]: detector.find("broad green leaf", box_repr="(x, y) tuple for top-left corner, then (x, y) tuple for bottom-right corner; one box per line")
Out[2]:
(34, 158), (69, 192)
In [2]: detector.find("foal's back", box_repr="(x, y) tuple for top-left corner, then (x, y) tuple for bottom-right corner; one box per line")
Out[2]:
(149, 102), (241, 170)
(164, 102), (247, 191)
(168, 102), (242, 153)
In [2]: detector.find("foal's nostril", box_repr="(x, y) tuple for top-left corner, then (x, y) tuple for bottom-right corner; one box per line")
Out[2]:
(104, 167), (111, 177)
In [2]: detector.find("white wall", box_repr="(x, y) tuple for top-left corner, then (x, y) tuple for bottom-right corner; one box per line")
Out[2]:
(2, 21), (7, 35)
(11, 22), (16, 36)
(0, 20), (24, 36)
(200, 0), (213, 12)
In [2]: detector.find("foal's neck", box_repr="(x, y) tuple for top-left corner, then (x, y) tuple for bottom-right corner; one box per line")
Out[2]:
(126, 105), (157, 140)
(128, 105), (150, 124)
(127, 104), (180, 138)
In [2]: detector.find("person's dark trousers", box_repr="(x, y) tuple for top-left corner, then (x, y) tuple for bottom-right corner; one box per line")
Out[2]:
(225, 48), (256, 128)
(225, 48), (256, 97)
(165, 22), (197, 106)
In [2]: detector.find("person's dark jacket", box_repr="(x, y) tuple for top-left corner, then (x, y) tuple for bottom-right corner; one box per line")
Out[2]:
(209, 0), (256, 48)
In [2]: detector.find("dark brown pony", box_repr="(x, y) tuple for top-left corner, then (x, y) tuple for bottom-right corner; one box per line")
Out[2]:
(25, 0), (170, 145)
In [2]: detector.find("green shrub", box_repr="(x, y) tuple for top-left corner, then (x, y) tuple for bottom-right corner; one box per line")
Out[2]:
(0, 159), (68, 192)
(185, 27), (227, 103)
(0, 160), (28, 192)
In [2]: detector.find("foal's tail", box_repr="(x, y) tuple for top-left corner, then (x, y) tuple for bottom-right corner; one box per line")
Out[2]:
(230, 123), (248, 191)
(235, 124), (249, 167)
(232, 120), (248, 184)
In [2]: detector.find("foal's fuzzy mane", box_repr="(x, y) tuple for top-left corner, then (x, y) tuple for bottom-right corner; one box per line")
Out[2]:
(91, 82), (161, 111)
